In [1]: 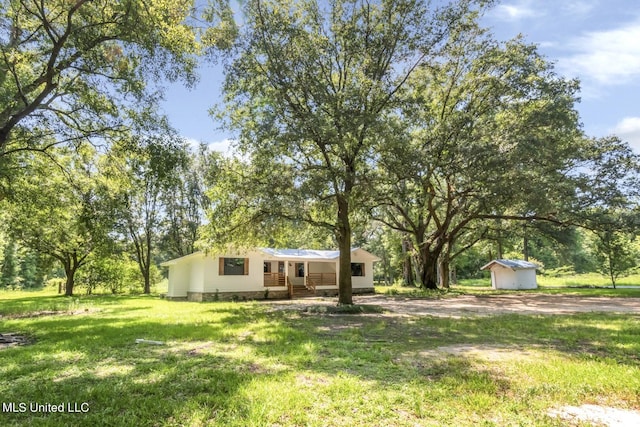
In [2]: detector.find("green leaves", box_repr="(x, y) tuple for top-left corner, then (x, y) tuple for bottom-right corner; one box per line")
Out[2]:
(3, 145), (105, 294)
(372, 15), (591, 288)
(0, 0), (207, 156)
(211, 0), (487, 301)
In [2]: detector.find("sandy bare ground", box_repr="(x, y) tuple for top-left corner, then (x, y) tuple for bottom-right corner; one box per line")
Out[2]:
(264, 293), (640, 317)
(264, 294), (640, 425)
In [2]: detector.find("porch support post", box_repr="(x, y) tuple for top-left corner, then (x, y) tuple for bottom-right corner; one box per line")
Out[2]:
(285, 260), (289, 283)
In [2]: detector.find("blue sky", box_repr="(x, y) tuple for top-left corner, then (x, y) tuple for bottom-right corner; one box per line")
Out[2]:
(160, 0), (640, 153)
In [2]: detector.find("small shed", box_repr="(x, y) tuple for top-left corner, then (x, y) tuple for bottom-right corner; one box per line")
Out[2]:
(480, 259), (538, 290)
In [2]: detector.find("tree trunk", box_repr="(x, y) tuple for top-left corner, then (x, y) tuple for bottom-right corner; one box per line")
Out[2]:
(402, 235), (414, 286)
(421, 259), (438, 289)
(65, 274), (74, 296)
(523, 225), (529, 261)
(439, 258), (450, 289)
(63, 260), (76, 296)
(418, 247), (439, 290)
(609, 253), (616, 289)
(0, 127), (10, 153)
(143, 270), (151, 294)
(336, 195), (353, 305)
(382, 252), (391, 285)
(144, 225), (153, 294)
(58, 250), (88, 296)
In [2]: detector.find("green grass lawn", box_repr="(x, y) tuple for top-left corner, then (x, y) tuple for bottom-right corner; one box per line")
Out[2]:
(1, 288), (639, 426)
(456, 272), (640, 289)
(376, 274), (640, 298)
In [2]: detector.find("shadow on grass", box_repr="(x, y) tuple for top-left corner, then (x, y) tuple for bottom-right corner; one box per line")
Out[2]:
(1, 296), (639, 426)
(0, 293), (159, 317)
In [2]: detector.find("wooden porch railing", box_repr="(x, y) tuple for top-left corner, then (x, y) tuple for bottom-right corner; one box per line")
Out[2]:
(287, 276), (294, 299)
(307, 273), (336, 288)
(305, 276), (317, 293)
(264, 272), (285, 287)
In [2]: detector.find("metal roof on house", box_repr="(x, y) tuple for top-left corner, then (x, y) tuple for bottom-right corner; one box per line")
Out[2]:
(161, 247), (380, 266)
(260, 248), (342, 259)
(480, 259), (539, 271)
(260, 247), (382, 261)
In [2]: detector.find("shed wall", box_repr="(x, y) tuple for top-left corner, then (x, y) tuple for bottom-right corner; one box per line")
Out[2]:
(490, 265), (537, 290)
(515, 269), (537, 289)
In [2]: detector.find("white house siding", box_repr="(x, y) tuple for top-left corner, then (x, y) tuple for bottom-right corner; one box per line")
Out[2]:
(352, 260), (375, 289)
(163, 247), (379, 300)
(202, 255), (219, 292)
(190, 256), (205, 293)
(167, 260), (191, 298)
(351, 250), (375, 289)
(206, 251), (265, 293)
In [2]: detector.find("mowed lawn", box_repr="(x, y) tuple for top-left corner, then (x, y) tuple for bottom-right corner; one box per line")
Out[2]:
(1, 288), (639, 426)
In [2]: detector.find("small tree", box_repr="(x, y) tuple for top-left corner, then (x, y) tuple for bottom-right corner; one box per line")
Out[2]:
(0, 239), (18, 289)
(6, 146), (108, 295)
(593, 230), (637, 288)
(104, 135), (187, 294)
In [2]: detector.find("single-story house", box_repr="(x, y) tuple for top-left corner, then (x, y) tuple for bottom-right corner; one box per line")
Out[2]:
(160, 247), (380, 301)
(480, 259), (538, 290)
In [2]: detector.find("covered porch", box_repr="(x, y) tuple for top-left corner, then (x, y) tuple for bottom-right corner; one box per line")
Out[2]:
(263, 259), (337, 298)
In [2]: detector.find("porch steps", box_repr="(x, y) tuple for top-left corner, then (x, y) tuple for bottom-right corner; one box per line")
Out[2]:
(291, 284), (316, 298)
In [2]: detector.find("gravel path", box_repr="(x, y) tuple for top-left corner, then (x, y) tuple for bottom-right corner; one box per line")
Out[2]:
(265, 293), (640, 317)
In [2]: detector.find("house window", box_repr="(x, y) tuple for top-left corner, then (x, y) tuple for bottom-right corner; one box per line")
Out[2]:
(264, 262), (271, 273)
(295, 262), (305, 277)
(219, 258), (248, 275)
(351, 263), (365, 277)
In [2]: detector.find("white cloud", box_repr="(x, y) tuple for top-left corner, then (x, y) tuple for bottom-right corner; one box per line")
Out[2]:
(561, 0), (596, 16)
(492, 1), (541, 21)
(184, 137), (202, 148)
(612, 117), (640, 152)
(206, 139), (235, 154)
(560, 20), (640, 85)
(537, 41), (557, 49)
(183, 137), (237, 157)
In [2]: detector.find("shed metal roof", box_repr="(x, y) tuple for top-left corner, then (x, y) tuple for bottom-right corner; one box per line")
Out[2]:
(480, 259), (538, 271)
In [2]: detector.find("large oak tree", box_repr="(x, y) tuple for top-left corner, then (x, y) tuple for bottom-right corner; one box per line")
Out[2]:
(211, 0), (484, 304)
(376, 22), (587, 288)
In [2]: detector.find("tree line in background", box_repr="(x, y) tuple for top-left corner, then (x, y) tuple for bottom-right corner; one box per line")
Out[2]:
(1, 0), (639, 300)
(0, 139), (219, 295)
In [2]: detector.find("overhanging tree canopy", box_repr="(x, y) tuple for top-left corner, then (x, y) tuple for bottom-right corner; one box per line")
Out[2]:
(209, 0), (484, 304)
(373, 19), (639, 289)
(0, 0), (236, 157)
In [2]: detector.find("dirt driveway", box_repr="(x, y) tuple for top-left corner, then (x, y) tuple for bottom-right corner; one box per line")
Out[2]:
(265, 293), (640, 317)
